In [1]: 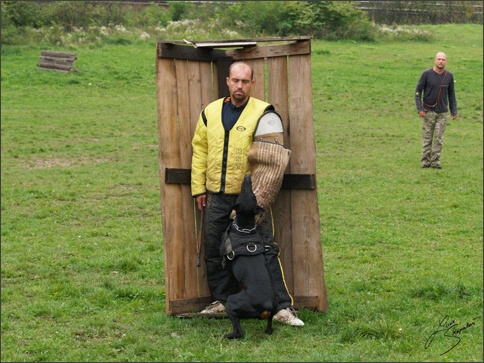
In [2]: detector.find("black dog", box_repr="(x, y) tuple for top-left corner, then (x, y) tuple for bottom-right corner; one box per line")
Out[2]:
(220, 174), (278, 339)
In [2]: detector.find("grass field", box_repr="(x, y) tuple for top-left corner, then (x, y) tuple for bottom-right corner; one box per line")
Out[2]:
(1, 23), (482, 362)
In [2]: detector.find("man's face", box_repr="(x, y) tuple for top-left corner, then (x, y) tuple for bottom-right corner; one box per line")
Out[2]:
(434, 53), (447, 70)
(226, 64), (254, 106)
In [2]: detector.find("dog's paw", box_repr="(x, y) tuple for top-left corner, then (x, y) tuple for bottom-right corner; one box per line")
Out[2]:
(224, 331), (243, 339)
(265, 327), (274, 335)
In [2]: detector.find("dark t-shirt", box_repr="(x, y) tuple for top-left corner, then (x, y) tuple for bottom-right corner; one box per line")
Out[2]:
(222, 97), (248, 130)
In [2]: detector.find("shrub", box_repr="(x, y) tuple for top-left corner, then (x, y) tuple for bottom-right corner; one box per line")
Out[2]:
(293, 1), (375, 41)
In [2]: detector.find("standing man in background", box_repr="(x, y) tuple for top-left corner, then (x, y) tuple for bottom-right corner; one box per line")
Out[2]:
(415, 51), (458, 169)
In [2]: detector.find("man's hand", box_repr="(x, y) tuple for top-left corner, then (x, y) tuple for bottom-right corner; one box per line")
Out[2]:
(418, 111), (426, 117)
(195, 194), (206, 210)
(451, 115), (457, 120)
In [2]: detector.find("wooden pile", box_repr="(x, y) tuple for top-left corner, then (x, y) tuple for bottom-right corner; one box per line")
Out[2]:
(37, 50), (78, 73)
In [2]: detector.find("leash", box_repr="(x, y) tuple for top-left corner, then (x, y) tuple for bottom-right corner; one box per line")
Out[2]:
(196, 207), (203, 267)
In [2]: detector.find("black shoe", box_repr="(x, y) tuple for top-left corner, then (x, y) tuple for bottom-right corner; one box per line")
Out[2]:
(421, 164), (430, 168)
(432, 165), (442, 169)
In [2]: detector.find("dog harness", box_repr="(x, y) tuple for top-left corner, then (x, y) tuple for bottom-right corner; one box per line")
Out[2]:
(220, 219), (270, 268)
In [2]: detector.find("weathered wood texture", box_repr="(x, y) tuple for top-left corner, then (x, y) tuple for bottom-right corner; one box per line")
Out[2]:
(156, 38), (327, 315)
(37, 50), (78, 73)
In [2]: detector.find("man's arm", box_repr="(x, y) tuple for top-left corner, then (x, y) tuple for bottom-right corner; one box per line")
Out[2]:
(448, 73), (458, 118)
(415, 71), (427, 114)
(191, 113), (208, 198)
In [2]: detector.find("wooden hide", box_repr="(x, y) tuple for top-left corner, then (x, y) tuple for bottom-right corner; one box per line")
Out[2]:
(156, 37), (327, 315)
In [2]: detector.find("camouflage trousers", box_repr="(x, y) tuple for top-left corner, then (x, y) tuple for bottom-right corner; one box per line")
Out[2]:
(421, 110), (448, 167)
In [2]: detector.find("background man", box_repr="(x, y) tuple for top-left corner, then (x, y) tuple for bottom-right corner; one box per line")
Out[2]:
(415, 51), (458, 169)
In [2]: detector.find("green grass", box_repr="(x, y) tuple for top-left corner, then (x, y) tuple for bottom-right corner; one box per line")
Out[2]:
(1, 24), (482, 362)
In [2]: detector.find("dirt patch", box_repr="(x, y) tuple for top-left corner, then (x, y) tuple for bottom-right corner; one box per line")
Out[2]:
(22, 157), (111, 169)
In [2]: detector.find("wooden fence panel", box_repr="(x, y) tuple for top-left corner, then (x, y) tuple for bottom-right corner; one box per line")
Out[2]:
(156, 38), (327, 314)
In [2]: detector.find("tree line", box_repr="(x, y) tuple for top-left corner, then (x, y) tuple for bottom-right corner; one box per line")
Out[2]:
(1, 1), (482, 46)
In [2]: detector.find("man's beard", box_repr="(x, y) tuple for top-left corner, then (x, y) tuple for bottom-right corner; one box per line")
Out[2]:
(232, 92), (246, 101)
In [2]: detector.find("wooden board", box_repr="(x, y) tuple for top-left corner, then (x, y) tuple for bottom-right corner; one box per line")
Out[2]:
(267, 55), (295, 293)
(288, 54), (327, 311)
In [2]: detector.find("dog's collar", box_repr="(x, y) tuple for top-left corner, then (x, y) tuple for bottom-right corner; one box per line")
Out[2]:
(232, 218), (256, 234)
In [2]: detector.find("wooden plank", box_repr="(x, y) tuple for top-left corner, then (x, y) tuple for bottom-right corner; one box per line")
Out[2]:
(165, 168), (191, 184)
(39, 57), (75, 65)
(213, 62), (220, 101)
(199, 61), (215, 110)
(41, 50), (76, 59)
(176, 312), (227, 319)
(288, 54), (327, 311)
(292, 295), (320, 310)
(165, 168), (315, 189)
(188, 61), (206, 126)
(215, 57), (232, 98)
(174, 59), (197, 298)
(175, 59), (192, 167)
(280, 174), (315, 189)
(196, 61), (214, 298)
(268, 56), (289, 127)
(156, 56), (185, 314)
(246, 58), (265, 101)
(157, 39), (311, 62)
(160, 37), (312, 46)
(228, 41), (311, 60)
(267, 55), (294, 293)
(37, 62), (71, 73)
(189, 41), (256, 48)
(169, 296), (213, 315)
(157, 42), (226, 62)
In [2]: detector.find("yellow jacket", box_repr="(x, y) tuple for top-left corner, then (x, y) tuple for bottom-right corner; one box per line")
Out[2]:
(191, 97), (273, 196)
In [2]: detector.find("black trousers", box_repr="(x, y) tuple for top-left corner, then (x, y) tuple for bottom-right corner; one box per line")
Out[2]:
(203, 191), (293, 310)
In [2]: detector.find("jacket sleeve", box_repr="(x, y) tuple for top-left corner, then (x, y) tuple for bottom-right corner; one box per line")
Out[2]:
(191, 112), (208, 197)
(415, 71), (426, 113)
(448, 73), (458, 116)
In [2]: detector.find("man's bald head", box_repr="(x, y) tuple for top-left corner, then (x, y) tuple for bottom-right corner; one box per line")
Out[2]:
(435, 52), (447, 60)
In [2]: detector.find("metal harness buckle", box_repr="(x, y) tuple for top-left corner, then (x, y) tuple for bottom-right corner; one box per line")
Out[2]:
(246, 243), (257, 253)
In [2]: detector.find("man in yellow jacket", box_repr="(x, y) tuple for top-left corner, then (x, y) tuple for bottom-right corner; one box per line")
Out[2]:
(191, 61), (304, 326)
